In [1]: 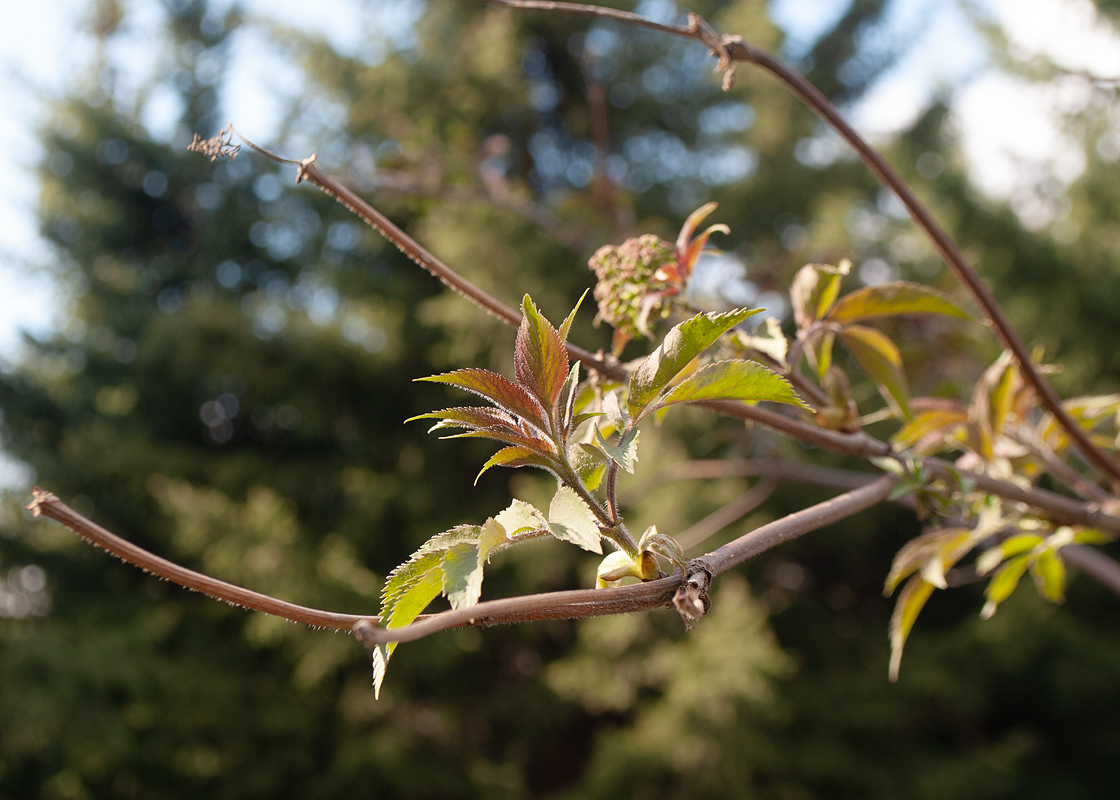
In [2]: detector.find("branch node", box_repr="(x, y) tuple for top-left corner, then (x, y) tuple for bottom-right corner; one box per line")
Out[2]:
(352, 619), (381, 649)
(673, 558), (713, 629)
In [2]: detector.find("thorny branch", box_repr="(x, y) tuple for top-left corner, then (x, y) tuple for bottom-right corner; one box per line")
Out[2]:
(478, 0), (1120, 487)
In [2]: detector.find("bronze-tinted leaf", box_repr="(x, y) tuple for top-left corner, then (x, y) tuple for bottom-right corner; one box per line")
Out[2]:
(515, 295), (570, 412)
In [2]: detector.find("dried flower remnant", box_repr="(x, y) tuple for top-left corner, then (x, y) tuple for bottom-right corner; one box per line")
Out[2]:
(588, 203), (729, 354)
(187, 124), (241, 162)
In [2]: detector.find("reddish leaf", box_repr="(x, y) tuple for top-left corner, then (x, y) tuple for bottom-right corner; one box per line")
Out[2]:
(515, 295), (570, 412)
(475, 446), (557, 484)
(418, 368), (549, 432)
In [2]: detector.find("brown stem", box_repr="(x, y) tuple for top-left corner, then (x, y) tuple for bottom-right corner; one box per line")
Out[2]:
(25, 488), (369, 631)
(479, 0), (1120, 487)
(364, 476), (896, 645)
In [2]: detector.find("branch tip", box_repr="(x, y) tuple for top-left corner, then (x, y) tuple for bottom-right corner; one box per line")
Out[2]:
(26, 486), (58, 517)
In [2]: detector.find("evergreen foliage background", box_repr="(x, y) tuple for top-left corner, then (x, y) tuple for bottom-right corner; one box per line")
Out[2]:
(2, 0), (1119, 796)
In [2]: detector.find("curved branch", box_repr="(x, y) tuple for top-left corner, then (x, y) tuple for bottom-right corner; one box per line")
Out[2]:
(478, 0), (1120, 486)
(25, 488), (370, 630)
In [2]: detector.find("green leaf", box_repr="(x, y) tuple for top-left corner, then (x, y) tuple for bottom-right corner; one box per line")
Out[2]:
(829, 281), (970, 324)
(1031, 548), (1066, 603)
(790, 261), (850, 331)
(658, 360), (807, 410)
(591, 425), (640, 474)
(884, 527), (973, 595)
(981, 553), (1033, 619)
(888, 574), (935, 682)
(573, 443), (608, 489)
(418, 368), (548, 432)
(442, 542), (484, 610)
(1073, 529), (1115, 546)
(515, 294), (570, 409)
(373, 524), (490, 697)
(814, 329), (835, 382)
(547, 486), (603, 554)
(892, 403), (969, 451)
(731, 316), (788, 365)
(570, 411), (604, 429)
(475, 446), (556, 484)
(839, 325), (911, 419)
(494, 498), (548, 537)
(477, 517), (508, 561)
(975, 533), (1043, 576)
(558, 289), (588, 343)
(627, 308), (762, 419)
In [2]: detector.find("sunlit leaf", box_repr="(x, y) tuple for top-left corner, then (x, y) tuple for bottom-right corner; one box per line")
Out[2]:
(839, 325), (911, 419)
(892, 401), (969, 452)
(407, 406), (520, 433)
(515, 294), (570, 410)
(418, 368), (548, 432)
(1031, 548), (1066, 603)
(981, 553), (1033, 619)
(888, 574), (935, 682)
(475, 446), (556, 484)
(975, 533), (1043, 576)
(557, 289), (588, 343)
(574, 443), (608, 489)
(597, 551), (639, 587)
(731, 316), (788, 365)
(494, 499), (548, 538)
(639, 525), (686, 574)
(658, 360), (807, 409)
(442, 542), (484, 610)
(591, 425), (640, 474)
(790, 261), (850, 331)
(547, 486), (603, 554)
(627, 308), (762, 419)
(814, 329), (835, 382)
(828, 281), (970, 324)
(884, 527), (973, 595)
(1072, 529), (1115, 545)
(560, 362), (581, 434)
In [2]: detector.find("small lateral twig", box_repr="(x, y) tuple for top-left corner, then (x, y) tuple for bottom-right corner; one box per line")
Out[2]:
(674, 478), (777, 551)
(478, 0), (1120, 488)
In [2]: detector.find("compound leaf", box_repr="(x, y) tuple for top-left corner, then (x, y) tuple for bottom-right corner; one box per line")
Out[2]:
(628, 308), (762, 419)
(418, 368), (548, 432)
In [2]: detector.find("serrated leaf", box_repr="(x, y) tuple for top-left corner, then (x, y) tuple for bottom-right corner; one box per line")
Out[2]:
(418, 368), (549, 432)
(981, 553), (1033, 619)
(658, 360), (808, 410)
(494, 498), (548, 538)
(888, 574), (935, 682)
(1031, 548), (1066, 603)
(839, 325), (911, 419)
(442, 543), (484, 610)
(515, 294), (570, 410)
(373, 524), (490, 697)
(408, 406), (520, 433)
(591, 425), (640, 473)
(478, 517), (508, 561)
(627, 308), (762, 419)
(547, 486), (603, 554)
(574, 443), (608, 489)
(829, 281), (970, 324)
(475, 446), (556, 484)
(441, 428), (555, 454)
